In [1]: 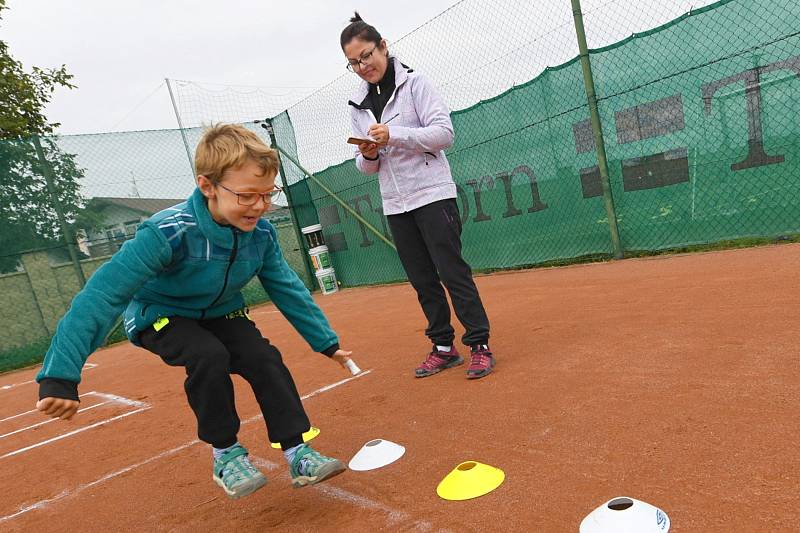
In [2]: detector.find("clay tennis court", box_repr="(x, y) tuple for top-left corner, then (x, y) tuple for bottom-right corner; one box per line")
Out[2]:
(1, 243), (798, 532)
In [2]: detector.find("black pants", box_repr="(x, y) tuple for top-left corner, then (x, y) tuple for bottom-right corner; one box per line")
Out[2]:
(140, 314), (309, 449)
(387, 199), (490, 347)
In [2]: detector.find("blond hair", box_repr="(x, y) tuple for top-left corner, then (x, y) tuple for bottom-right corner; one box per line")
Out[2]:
(195, 124), (279, 183)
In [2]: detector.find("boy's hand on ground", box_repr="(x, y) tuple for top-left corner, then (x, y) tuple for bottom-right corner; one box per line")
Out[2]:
(331, 350), (353, 367)
(37, 397), (79, 420)
(331, 350), (362, 375)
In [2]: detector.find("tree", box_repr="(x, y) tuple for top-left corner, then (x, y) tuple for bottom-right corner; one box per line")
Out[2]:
(0, 0), (75, 138)
(0, 0), (90, 273)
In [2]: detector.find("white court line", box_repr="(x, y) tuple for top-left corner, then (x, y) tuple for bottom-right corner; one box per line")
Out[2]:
(88, 392), (148, 408)
(0, 364), (98, 392)
(301, 370), (372, 401)
(0, 401), (112, 440)
(0, 440), (199, 523)
(0, 370), (372, 523)
(250, 456), (280, 471)
(314, 484), (432, 530)
(0, 391), (99, 424)
(250, 455), (432, 531)
(0, 407), (151, 460)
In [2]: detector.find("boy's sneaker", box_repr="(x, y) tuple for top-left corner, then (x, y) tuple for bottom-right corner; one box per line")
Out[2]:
(212, 444), (267, 499)
(290, 444), (346, 488)
(467, 344), (495, 379)
(414, 345), (464, 377)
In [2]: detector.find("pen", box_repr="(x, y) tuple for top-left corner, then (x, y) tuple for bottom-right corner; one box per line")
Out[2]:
(364, 113), (400, 141)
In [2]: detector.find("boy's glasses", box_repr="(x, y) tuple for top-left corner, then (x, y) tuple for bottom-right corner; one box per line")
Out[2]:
(217, 182), (283, 206)
(346, 44), (378, 72)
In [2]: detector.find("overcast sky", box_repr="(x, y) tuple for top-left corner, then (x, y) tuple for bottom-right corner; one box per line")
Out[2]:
(2, 0), (706, 136)
(2, 0), (709, 200)
(2, 0), (460, 134)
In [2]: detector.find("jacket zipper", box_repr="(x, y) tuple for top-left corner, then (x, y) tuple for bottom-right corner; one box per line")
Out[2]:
(358, 63), (411, 212)
(378, 70), (409, 211)
(382, 77), (402, 116)
(204, 229), (239, 318)
(367, 108), (403, 204)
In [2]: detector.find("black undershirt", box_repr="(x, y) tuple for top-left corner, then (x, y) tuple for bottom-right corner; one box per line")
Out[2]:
(365, 58), (396, 122)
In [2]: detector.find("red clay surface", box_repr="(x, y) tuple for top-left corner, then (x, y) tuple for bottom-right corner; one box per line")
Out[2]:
(1, 244), (798, 532)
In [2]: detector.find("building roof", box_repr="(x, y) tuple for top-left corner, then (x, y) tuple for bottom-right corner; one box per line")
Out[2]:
(90, 197), (186, 215)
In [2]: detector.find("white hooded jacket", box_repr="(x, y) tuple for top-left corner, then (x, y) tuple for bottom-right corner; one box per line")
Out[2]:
(349, 58), (457, 215)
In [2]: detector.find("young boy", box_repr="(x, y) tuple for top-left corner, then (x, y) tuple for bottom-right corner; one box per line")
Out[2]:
(36, 124), (351, 499)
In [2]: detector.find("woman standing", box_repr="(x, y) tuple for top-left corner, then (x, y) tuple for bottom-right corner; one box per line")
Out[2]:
(341, 12), (495, 379)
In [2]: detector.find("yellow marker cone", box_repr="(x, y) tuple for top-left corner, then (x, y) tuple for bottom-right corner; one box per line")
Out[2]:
(436, 461), (505, 501)
(270, 426), (320, 449)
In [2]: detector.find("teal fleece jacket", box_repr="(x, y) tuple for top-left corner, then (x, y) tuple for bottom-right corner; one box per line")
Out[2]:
(37, 188), (338, 401)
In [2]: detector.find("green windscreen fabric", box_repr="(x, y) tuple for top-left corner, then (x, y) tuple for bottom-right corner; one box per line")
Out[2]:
(592, 0), (800, 250)
(278, 0), (799, 287)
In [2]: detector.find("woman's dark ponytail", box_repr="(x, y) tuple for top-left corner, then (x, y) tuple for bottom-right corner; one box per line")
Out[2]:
(340, 11), (383, 49)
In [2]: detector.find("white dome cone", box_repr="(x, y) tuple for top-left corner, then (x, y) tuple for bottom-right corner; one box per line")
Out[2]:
(580, 497), (670, 533)
(348, 439), (405, 471)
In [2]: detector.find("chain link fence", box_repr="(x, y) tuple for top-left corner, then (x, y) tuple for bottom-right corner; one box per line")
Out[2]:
(0, 128), (310, 372)
(265, 0), (798, 287)
(2, 0), (798, 371)
(589, 0), (800, 250)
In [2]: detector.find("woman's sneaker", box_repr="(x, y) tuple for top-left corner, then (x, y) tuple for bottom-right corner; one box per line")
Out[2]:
(289, 444), (346, 488)
(467, 344), (495, 379)
(414, 346), (464, 377)
(212, 444), (267, 499)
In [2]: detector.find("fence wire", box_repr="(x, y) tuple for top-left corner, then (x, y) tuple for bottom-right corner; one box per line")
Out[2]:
(270, 0), (799, 286)
(1, 0), (798, 371)
(0, 129), (308, 370)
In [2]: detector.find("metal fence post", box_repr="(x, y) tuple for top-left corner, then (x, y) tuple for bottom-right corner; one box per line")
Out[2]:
(571, 0), (624, 259)
(166, 78), (196, 179)
(263, 118), (320, 288)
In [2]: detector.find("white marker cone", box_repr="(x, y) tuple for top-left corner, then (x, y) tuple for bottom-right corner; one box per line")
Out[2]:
(348, 439), (405, 471)
(580, 496), (670, 533)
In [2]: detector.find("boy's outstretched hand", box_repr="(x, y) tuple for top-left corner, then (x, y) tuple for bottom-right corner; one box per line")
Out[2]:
(331, 349), (362, 375)
(37, 397), (80, 420)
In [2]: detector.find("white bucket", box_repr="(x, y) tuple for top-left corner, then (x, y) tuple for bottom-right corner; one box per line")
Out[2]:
(308, 245), (331, 271)
(301, 224), (325, 249)
(315, 267), (338, 295)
